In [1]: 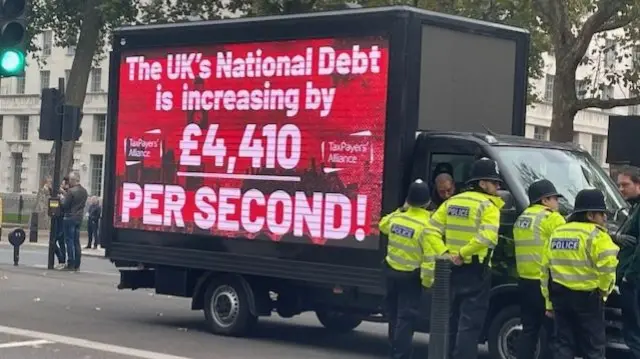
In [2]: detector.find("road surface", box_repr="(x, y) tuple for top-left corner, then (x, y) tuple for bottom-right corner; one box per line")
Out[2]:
(0, 244), (493, 359)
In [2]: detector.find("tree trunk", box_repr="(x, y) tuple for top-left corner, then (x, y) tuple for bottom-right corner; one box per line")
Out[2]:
(34, 0), (104, 229)
(549, 59), (578, 143)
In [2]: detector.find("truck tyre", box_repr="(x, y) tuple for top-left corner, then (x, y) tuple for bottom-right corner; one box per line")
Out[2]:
(487, 305), (534, 359)
(315, 310), (362, 333)
(203, 278), (257, 336)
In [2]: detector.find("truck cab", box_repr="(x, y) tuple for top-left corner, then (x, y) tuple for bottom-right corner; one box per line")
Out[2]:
(409, 131), (628, 358)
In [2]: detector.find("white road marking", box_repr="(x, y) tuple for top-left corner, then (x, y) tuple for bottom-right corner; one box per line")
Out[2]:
(0, 325), (193, 359)
(0, 339), (53, 348)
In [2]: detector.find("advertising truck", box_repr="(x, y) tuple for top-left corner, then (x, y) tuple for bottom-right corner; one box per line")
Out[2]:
(103, 6), (629, 358)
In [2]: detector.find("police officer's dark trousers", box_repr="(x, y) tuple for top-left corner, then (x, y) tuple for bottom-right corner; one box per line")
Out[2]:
(448, 261), (491, 359)
(620, 281), (640, 358)
(549, 282), (606, 359)
(516, 278), (554, 359)
(385, 264), (421, 359)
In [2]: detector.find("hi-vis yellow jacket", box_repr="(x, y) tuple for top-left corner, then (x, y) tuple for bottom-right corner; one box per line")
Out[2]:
(426, 191), (504, 264)
(513, 205), (566, 280)
(379, 207), (448, 288)
(540, 221), (620, 310)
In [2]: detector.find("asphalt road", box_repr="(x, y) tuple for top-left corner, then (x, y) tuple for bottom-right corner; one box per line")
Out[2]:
(0, 244), (493, 359)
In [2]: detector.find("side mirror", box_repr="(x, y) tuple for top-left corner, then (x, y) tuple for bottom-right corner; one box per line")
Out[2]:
(497, 190), (515, 210)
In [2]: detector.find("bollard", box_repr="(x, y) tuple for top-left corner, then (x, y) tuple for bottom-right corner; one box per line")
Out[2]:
(8, 228), (26, 266)
(428, 258), (452, 359)
(29, 212), (38, 243)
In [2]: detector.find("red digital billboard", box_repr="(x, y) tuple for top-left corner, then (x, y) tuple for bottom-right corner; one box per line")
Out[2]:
(113, 36), (389, 249)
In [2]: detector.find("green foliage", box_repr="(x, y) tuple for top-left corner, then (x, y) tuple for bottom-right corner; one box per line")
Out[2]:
(25, 0), (138, 66)
(26, 0), (227, 67)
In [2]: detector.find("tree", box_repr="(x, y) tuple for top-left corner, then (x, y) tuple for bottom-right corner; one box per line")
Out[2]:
(29, 0), (138, 228)
(532, 0), (640, 142)
(30, 0), (224, 228)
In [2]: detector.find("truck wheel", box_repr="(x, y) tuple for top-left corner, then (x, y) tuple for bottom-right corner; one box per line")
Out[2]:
(487, 305), (529, 359)
(315, 310), (362, 333)
(203, 278), (257, 336)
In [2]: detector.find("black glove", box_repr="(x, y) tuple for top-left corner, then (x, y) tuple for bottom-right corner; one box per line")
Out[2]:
(614, 234), (638, 248)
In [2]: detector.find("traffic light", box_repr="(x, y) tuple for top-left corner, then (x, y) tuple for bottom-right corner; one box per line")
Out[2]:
(0, 0), (27, 77)
(61, 105), (82, 141)
(39, 88), (63, 140)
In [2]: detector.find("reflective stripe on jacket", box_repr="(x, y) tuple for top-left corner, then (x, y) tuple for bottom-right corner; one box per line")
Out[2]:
(513, 204), (566, 280)
(540, 221), (620, 310)
(426, 190), (504, 264)
(379, 207), (429, 272)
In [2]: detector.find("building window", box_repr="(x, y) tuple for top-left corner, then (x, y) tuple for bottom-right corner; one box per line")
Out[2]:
(573, 132), (580, 145)
(576, 79), (588, 100)
(604, 39), (616, 68)
(631, 105), (640, 116)
(93, 115), (106, 141)
(633, 45), (640, 69)
(602, 86), (614, 100)
(66, 46), (75, 56)
(544, 74), (555, 102)
(533, 126), (548, 141)
(17, 116), (29, 140)
(90, 155), (104, 196)
(65, 69), (71, 84)
(38, 154), (50, 186)
(40, 70), (50, 91)
(591, 135), (606, 164)
(15, 75), (25, 94)
(0, 116), (3, 140)
(90, 68), (102, 92)
(42, 31), (52, 56)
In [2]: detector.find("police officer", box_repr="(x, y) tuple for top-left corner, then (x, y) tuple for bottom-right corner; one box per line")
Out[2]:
(379, 179), (443, 359)
(426, 157), (504, 359)
(540, 188), (620, 359)
(513, 179), (566, 359)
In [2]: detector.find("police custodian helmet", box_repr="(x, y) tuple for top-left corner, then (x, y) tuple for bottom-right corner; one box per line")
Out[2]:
(528, 179), (564, 204)
(466, 157), (502, 184)
(571, 188), (607, 214)
(406, 179), (430, 207)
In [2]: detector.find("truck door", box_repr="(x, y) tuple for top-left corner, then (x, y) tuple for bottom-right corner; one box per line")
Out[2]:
(412, 135), (517, 277)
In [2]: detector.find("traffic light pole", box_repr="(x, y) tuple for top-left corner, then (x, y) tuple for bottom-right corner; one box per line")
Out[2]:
(47, 77), (65, 269)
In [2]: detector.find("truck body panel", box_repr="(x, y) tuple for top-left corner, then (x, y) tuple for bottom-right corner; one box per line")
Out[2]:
(104, 7), (637, 357)
(104, 7), (529, 292)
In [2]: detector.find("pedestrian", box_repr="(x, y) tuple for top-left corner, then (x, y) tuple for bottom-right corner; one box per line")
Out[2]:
(86, 196), (101, 249)
(615, 166), (640, 358)
(540, 188), (619, 359)
(513, 179), (566, 359)
(59, 172), (88, 271)
(379, 179), (449, 359)
(426, 157), (504, 359)
(43, 175), (67, 269)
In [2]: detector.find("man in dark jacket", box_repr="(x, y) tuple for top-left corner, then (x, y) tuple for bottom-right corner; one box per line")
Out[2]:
(60, 172), (88, 271)
(86, 196), (101, 249)
(616, 165), (640, 358)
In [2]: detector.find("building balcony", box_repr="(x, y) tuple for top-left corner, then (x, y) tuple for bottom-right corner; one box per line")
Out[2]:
(0, 92), (108, 115)
(527, 101), (612, 135)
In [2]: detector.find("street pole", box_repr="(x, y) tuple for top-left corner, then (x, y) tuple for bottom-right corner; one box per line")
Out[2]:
(47, 77), (65, 269)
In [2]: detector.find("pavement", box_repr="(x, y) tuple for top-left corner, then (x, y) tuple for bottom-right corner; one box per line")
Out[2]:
(0, 245), (493, 359)
(0, 226), (105, 259)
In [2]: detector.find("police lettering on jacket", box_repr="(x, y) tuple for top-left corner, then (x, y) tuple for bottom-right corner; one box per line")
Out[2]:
(550, 238), (580, 250)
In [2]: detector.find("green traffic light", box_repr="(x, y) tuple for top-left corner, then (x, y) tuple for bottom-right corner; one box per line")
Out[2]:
(0, 49), (25, 75)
